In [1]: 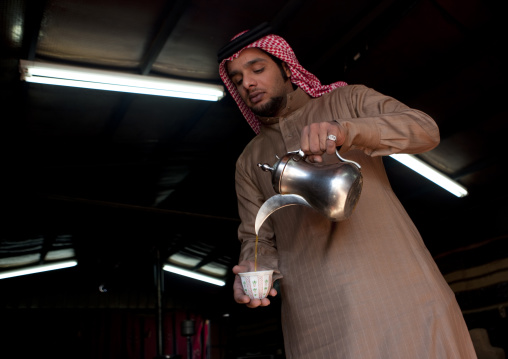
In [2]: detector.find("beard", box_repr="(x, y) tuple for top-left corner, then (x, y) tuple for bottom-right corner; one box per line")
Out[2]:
(251, 96), (284, 118)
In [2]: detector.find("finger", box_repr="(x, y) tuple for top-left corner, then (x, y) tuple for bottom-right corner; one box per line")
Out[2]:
(306, 154), (323, 163)
(307, 123), (325, 154)
(326, 133), (338, 155)
(232, 265), (247, 275)
(234, 293), (251, 304)
(246, 298), (262, 308)
(330, 122), (345, 148)
(233, 284), (251, 304)
(233, 274), (249, 302)
(259, 297), (271, 306)
(258, 287), (277, 306)
(300, 125), (310, 153)
(318, 123), (329, 153)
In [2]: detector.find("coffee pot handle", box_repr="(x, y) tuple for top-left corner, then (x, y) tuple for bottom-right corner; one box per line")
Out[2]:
(296, 148), (362, 170)
(258, 148), (361, 173)
(335, 148), (361, 169)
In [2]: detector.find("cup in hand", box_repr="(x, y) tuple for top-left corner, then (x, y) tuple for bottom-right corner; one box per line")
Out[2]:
(238, 270), (274, 300)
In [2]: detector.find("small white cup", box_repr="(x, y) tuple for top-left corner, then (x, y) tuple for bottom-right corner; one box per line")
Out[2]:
(238, 270), (274, 300)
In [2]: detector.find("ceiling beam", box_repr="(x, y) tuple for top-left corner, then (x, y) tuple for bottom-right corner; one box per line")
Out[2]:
(39, 234), (57, 265)
(139, 0), (189, 75)
(21, 0), (47, 60)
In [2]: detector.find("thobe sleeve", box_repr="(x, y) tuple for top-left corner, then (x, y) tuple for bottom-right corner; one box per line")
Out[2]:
(235, 157), (282, 280)
(334, 85), (440, 156)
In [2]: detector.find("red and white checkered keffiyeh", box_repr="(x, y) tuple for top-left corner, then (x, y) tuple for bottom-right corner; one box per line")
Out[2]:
(219, 32), (347, 134)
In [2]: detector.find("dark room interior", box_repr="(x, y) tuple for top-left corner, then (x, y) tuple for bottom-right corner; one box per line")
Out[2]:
(1, 0), (507, 358)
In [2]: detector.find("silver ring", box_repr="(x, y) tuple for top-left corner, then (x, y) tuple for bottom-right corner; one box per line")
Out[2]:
(327, 134), (337, 142)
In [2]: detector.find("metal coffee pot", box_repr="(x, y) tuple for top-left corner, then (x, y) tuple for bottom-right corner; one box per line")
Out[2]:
(255, 149), (363, 234)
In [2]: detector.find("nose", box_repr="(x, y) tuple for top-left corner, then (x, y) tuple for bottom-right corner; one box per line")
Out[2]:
(242, 74), (256, 89)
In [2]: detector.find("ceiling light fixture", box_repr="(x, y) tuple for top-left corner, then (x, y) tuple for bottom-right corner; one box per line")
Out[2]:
(389, 154), (468, 197)
(0, 260), (78, 280)
(19, 60), (225, 102)
(163, 264), (225, 286)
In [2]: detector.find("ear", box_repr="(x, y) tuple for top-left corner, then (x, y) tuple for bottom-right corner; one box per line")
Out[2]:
(282, 62), (291, 78)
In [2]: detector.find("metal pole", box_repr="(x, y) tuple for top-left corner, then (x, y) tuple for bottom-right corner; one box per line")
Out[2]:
(180, 320), (195, 359)
(154, 248), (165, 358)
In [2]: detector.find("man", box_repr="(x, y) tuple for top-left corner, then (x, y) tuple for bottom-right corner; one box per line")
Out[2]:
(218, 29), (477, 358)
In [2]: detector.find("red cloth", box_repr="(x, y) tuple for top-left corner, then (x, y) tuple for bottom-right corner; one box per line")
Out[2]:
(192, 319), (203, 359)
(219, 32), (347, 134)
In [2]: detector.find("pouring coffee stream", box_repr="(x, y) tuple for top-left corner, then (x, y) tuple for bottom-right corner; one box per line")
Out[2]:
(255, 149), (363, 236)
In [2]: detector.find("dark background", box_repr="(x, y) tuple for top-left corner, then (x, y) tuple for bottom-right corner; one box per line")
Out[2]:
(1, 0), (507, 358)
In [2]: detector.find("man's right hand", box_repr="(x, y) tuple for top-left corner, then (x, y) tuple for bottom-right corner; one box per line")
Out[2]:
(300, 121), (346, 163)
(232, 262), (277, 308)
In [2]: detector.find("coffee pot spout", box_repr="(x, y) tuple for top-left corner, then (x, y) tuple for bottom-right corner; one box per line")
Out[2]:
(255, 194), (312, 235)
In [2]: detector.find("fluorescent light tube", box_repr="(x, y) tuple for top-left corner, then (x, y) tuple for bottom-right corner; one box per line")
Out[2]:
(19, 60), (225, 101)
(390, 154), (468, 197)
(0, 260), (78, 280)
(163, 264), (225, 286)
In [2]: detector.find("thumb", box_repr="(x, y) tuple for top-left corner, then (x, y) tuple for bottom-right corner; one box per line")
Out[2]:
(306, 155), (323, 163)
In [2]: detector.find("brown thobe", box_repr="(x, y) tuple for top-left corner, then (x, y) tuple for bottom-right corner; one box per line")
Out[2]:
(235, 85), (477, 358)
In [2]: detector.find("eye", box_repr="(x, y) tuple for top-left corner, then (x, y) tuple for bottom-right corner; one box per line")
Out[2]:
(253, 67), (264, 74)
(231, 75), (242, 87)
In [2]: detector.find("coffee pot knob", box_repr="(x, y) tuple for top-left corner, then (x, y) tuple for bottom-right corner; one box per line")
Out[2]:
(257, 163), (274, 172)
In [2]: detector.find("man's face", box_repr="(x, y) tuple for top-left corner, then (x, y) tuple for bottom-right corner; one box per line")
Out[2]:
(227, 48), (293, 118)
